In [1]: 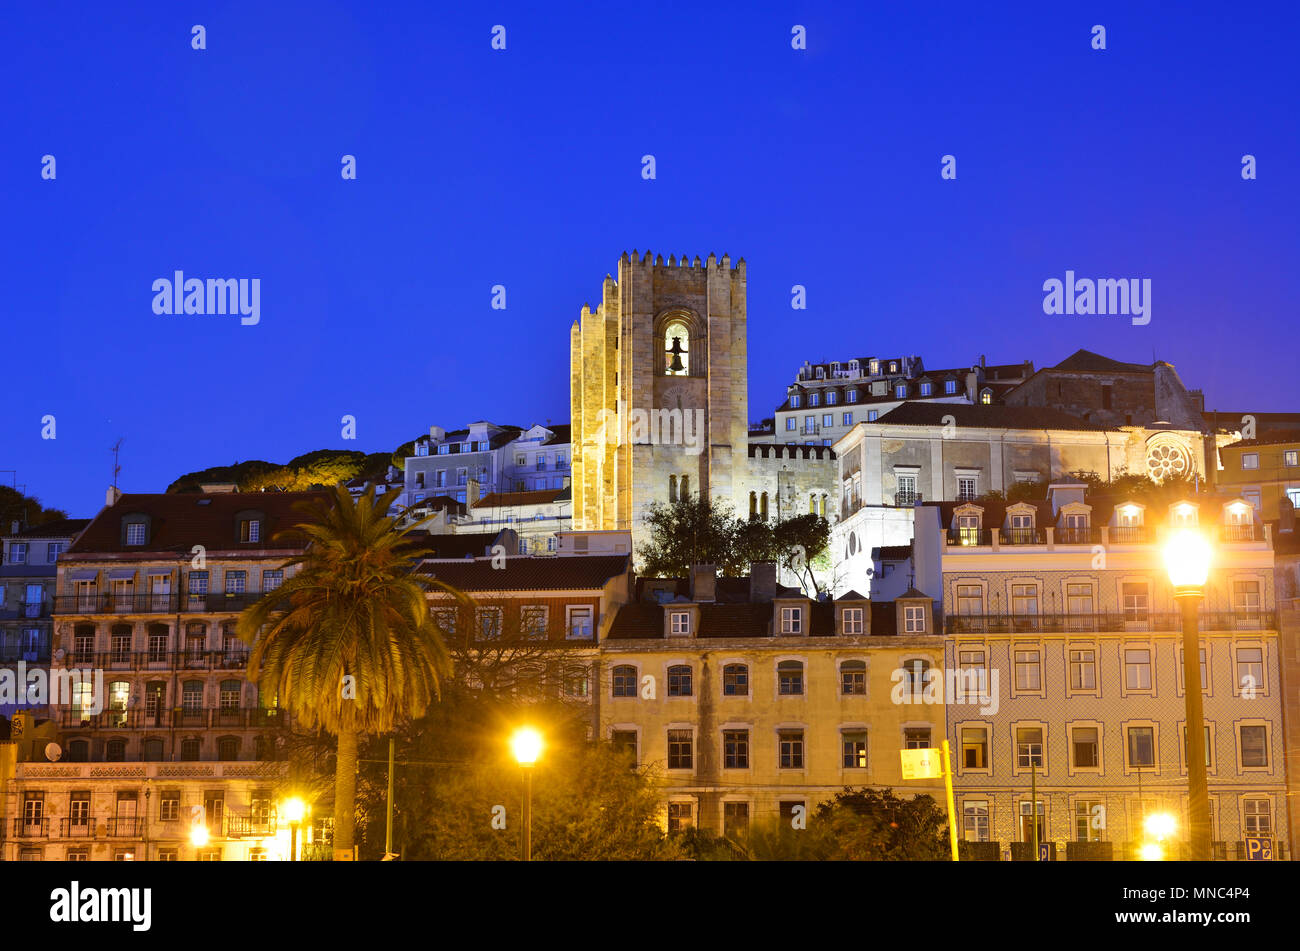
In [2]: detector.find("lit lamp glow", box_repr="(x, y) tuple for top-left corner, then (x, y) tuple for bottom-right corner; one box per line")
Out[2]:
(190, 825), (209, 848)
(1163, 529), (1212, 594)
(511, 727), (543, 767)
(1144, 812), (1177, 841)
(283, 797), (306, 862)
(510, 727), (544, 862)
(1165, 523), (1213, 862)
(1139, 842), (1165, 862)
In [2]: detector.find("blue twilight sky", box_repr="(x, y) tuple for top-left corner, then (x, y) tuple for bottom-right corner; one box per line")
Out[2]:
(3, 1), (1298, 517)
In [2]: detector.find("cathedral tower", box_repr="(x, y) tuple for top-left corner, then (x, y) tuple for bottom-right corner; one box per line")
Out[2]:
(571, 251), (748, 555)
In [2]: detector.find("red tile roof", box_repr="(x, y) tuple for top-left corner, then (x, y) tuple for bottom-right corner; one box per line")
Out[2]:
(66, 491), (333, 556)
(418, 554), (629, 592)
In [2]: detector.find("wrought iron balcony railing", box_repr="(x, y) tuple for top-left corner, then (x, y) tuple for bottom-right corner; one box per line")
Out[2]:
(945, 610), (1277, 635)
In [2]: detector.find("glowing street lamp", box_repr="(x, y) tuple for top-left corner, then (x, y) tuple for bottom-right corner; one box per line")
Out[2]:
(1138, 842), (1165, 862)
(511, 727), (543, 861)
(1144, 811), (1177, 842)
(282, 797), (306, 862)
(190, 825), (209, 848)
(1164, 527), (1213, 861)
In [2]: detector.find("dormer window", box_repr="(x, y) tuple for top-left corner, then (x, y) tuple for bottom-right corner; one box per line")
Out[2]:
(894, 384), (907, 398)
(945, 380), (958, 394)
(889, 362), (898, 373)
(416, 443), (429, 457)
(1060, 513), (1090, 544)
(815, 367), (825, 379)
(810, 393), (820, 407)
(1171, 504), (1198, 527)
(919, 382), (933, 396)
(790, 395), (801, 408)
(123, 519), (148, 546)
(9, 542), (27, 564)
(670, 611), (690, 635)
(903, 605), (926, 633)
(847, 389), (858, 403)
(980, 389), (993, 404)
(1007, 511), (1035, 544)
(827, 391), (838, 405)
(780, 607), (802, 634)
(842, 607), (864, 634)
(870, 360), (879, 375)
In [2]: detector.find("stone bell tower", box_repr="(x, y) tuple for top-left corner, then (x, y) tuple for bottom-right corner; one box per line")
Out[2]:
(570, 251), (748, 556)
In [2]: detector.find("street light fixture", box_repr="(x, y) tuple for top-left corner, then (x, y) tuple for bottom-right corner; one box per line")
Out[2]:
(283, 797), (306, 862)
(510, 727), (543, 861)
(1163, 527), (1213, 861)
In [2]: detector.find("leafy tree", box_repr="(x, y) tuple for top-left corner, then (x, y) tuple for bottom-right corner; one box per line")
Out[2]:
(638, 494), (831, 592)
(0, 486), (69, 530)
(237, 485), (456, 856)
(813, 788), (950, 860)
(351, 691), (681, 860)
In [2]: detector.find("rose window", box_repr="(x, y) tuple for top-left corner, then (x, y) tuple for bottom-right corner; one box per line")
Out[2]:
(1146, 442), (1190, 481)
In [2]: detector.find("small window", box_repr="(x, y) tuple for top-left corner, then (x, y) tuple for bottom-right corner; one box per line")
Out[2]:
(667, 664), (693, 697)
(919, 382), (932, 396)
(1125, 649), (1152, 690)
(944, 380), (957, 394)
(961, 727), (988, 769)
(1016, 727), (1043, 769)
(667, 801), (693, 832)
(1241, 453), (1259, 470)
(1284, 450), (1298, 467)
(842, 607), (864, 634)
(10, 543), (27, 564)
(842, 412), (852, 425)
(1127, 726), (1155, 767)
(567, 605), (594, 640)
(723, 729), (750, 769)
(778, 730), (805, 769)
(669, 611), (690, 635)
(722, 663), (749, 696)
(1072, 726), (1099, 768)
(611, 664), (637, 698)
(125, 522), (146, 546)
(667, 730), (693, 769)
(780, 607), (802, 634)
(840, 660), (866, 695)
(842, 730), (868, 769)
(239, 519), (261, 543)
(903, 604), (926, 633)
(777, 660), (805, 695)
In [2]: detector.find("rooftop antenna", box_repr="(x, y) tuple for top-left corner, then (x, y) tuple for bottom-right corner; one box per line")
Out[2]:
(110, 438), (124, 492)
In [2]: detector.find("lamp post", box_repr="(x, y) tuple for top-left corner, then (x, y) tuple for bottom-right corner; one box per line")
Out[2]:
(283, 797), (306, 862)
(510, 727), (543, 861)
(1164, 528), (1213, 861)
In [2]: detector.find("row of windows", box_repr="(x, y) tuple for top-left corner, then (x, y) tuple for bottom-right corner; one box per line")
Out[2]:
(957, 721), (1273, 772)
(432, 605), (594, 640)
(961, 796), (1273, 843)
(54, 735), (271, 762)
(614, 725), (934, 771)
(951, 579), (1266, 620)
(66, 568), (283, 598)
(789, 378), (963, 409)
(1239, 450), (1298, 470)
(2, 541), (65, 565)
(954, 643), (1267, 696)
(610, 657), (916, 697)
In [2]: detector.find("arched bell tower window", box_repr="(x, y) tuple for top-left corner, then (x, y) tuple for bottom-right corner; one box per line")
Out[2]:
(664, 319), (690, 376)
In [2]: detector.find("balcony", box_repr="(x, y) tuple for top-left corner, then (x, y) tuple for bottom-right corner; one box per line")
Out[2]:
(1001, 528), (1045, 545)
(1221, 523), (1264, 542)
(55, 591), (273, 616)
(61, 649), (251, 672)
(59, 818), (97, 838)
(1054, 527), (1101, 545)
(56, 706), (285, 730)
(1109, 525), (1152, 544)
(801, 423), (820, 436)
(945, 611), (1278, 635)
(11, 817), (49, 838)
(225, 813), (277, 837)
(894, 491), (922, 507)
(106, 817), (144, 837)
(0, 601), (52, 620)
(946, 528), (992, 547)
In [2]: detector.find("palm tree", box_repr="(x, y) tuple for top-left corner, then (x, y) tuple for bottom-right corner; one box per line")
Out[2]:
(237, 485), (459, 857)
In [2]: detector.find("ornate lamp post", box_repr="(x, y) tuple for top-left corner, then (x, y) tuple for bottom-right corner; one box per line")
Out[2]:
(1163, 528), (1213, 861)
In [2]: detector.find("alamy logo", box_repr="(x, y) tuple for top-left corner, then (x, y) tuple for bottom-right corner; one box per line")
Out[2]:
(50, 881), (151, 931)
(1042, 270), (1150, 326)
(0, 664), (104, 714)
(890, 665), (999, 715)
(590, 399), (706, 455)
(152, 271), (260, 325)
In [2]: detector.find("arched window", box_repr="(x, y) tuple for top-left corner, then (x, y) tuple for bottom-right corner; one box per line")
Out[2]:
(760, 492), (769, 520)
(809, 495), (817, 515)
(749, 492), (758, 519)
(680, 475), (690, 498)
(182, 680), (203, 712)
(669, 475), (677, 502)
(722, 663), (749, 696)
(142, 738), (164, 761)
(106, 738), (127, 762)
(667, 664), (693, 697)
(67, 739), (89, 762)
(777, 660), (805, 695)
(903, 659), (931, 700)
(255, 736), (272, 761)
(180, 737), (201, 761)
(664, 319), (690, 376)
(840, 660), (867, 695)
(612, 664), (638, 697)
(217, 736), (240, 761)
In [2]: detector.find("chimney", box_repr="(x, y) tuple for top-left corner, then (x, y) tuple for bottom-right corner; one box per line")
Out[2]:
(689, 564), (717, 603)
(1280, 496), (1296, 534)
(466, 478), (480, 507)
(106, 486), (122, 506)
(751, 561), (777, 603)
